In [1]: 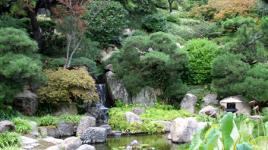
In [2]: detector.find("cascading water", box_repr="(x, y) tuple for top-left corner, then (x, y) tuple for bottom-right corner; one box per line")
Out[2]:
(95, 84), (109, 124)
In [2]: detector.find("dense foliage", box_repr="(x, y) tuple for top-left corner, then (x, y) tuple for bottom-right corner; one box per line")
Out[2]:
(111, 32), (188, 100)
(37, 68), (98, 104)
(183, 39), (219, 84)
(0, 28), (43, 104)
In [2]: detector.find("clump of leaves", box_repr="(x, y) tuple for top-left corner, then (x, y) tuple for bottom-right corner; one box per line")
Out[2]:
(38, 115), (58, 126)
(0, 132), (20, 148)
(12, 118), (32, 134)
(37, 67), (98, 104)
(60, 115), (82, 124)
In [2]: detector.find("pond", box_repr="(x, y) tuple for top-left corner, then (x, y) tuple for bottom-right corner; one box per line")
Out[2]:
(93, 134), (189, 150)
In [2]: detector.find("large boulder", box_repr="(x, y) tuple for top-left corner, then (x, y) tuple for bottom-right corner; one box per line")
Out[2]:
(220, 96), (251, 115)
(13, 90), (38, 115)
(170, 118), (206, 143)
(38, 126), (60, 138)
(63, 137), (82, 150)
(57, 122), (75, 137)
(125, 112), (142, 124)
(0, 120), (15, 133)
(132, 87), (157, 106)
(105, 71), (131, 104)
(203, 94), (218, 106)
(21, 136), (39, 150)
(180, 93), (197, 113)
(199, 105), (218, 117)
(76, 144), (96, 150)
(77, 116), (96, 137)
(80, 127), (107, 144)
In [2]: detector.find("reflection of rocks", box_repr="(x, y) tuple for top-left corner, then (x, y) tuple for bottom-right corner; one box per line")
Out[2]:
(13, 90), (38, 115)
(132, 87), (157, 106)
(125, 112), (142, 124)
(0, 120), (15, 133)
(127, 140), (140, 150)
(203, 94), (218, 106)
(199, 105), (218, 117)
(180, 93), (197, 113)
(80, 127), (107, 144)
(105, 71), (131, 104)
(170, 117), (206, 143)
(77, 116), (96, 137)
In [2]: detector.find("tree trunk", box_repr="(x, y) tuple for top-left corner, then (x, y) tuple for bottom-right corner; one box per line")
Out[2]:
(168, 0), (173, 13)
(25, 7), (44, 51)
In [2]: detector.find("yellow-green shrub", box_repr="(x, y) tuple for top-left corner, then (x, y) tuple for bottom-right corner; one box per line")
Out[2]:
(37, 68), (98, 104)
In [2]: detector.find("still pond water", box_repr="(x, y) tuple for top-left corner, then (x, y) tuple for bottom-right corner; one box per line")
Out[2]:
(93, 134), (188, 150)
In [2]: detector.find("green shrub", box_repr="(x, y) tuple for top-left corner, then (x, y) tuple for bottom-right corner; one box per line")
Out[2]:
(183, 39), (219, 84)
(211, 53), (250, 98)
(142, 13), (167, 32)
(38, 115), (57, 126)
(60, 115), (82, 124)
(238, 63), (268, 102)
(111, 32), (188, 101)
(84, 0), (128, 45)
(0, 28), (43, 103)
(0, 132), (20, 148)
(37, 68), (98, 104)
(12, 118), (32, 134)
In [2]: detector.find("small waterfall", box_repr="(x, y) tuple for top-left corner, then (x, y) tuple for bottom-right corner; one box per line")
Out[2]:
(95, 84), (109, 124)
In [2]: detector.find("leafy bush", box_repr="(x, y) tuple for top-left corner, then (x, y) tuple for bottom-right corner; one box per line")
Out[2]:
(211, 53), (250, 98)
(37, 68), (98, 104)
(183, 39), (219, 84)
(12, 118), (32, 134)
(0, 132), (20, 148)
(238, 63), (268, 102)
(191, 0), (257, 21)
(84, 0), (128, 45)
(38, 115), (57, 126)
(111, 32), (188, 100)
(108, 104), (191, 134)
(60, 115), (82, 124)
(142, 13), (167, 32)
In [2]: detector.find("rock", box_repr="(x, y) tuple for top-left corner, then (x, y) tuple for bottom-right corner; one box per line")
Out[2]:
(203, 94), (218, 106)
(77, 116), (96, 137)
(153, 121), (171, 132)
(45, 145), (63, 150)
(125, 112), (142, 124)
(63, 137), (82, 150)
(132, 107), (145, 115)
(21, 136), (39, 150)
(38, 126), (60, 138)
(54, 103), (78, 116)
(29, 121), (39, 137)
(57, 122), (75, 137)
(76, 144), (96, 150)
(0, 120), (15, 133)
(170, 117), (205, 143)
(80, 127), (107, 144)
(249, 115), (264, 120)
(180, 93), (197, 113)
(99, 124), (112, 135)
(220, 96), (251, 115)
(132, 87), (157, 106)
(105, 71), (131, 104)
(110, 131), (122, 137)
(105, 64), (113, 71)
(42, 137), (64, 145)
(122, 28), (135, 37)
(199, 105), (218, 117)
(101, 46), (119, 62)
(87, 104), (108, 125)
(13, 90), (38, 115)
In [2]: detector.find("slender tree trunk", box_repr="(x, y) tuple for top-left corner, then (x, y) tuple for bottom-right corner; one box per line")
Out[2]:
(25, 7), (44, 51)
(168, 0), (173, 13)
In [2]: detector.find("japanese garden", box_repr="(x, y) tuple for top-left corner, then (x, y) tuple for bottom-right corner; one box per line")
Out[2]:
(0, 0), (268, 150)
